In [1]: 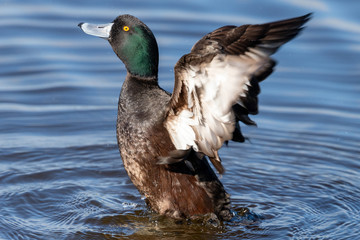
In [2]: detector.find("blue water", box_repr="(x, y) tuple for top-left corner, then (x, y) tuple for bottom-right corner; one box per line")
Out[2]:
(1, 0), (360, 239)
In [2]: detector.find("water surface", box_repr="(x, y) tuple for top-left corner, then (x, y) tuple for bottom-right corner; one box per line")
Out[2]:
(1, 0), (360, 239)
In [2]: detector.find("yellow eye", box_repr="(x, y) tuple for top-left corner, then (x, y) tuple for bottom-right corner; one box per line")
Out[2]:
(123, 26), (130, 31)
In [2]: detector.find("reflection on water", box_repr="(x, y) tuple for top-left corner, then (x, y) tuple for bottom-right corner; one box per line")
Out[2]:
(1, 0), (360, 239)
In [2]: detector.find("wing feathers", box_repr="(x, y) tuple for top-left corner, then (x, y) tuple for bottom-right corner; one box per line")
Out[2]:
(164, 14), (311, 173)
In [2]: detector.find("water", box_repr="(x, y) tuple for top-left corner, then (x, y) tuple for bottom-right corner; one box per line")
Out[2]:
(1, 0), (360, 239)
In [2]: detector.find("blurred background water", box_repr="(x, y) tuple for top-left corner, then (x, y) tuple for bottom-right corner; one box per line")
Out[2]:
(1, 0), (360, 239)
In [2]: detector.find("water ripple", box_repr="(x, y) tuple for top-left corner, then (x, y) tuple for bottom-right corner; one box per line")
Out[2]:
(1, 0), (360, 239)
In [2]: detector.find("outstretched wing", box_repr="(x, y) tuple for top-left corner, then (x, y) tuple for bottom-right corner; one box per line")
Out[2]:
(163, 14), (311, 173)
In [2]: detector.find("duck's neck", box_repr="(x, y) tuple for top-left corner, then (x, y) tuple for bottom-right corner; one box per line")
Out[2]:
(118, 74), (165, 126)
(120, 74), (159, 110)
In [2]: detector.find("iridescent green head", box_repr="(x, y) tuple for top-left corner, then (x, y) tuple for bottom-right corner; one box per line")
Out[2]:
(79, 14), (159, 77)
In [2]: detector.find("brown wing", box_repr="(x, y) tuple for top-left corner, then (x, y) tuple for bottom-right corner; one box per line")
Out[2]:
(191, 13), (311, 56)
(163, 14), (312, 173)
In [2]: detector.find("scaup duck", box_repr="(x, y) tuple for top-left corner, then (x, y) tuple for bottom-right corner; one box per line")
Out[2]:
(78, 13), (311, 221)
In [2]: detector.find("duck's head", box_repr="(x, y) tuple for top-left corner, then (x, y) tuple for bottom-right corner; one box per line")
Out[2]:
(79, 15), (159, 77)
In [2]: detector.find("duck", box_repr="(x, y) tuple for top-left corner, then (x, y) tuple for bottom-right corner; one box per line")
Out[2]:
(78, 13), (311, 221)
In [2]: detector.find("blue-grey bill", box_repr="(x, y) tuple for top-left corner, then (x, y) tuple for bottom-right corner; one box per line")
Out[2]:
(78, 22), (113, 39)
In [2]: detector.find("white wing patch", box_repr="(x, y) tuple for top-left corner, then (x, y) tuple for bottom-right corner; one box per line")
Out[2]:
(165, 109), (198, 151)
(166, 52), (270, 157)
